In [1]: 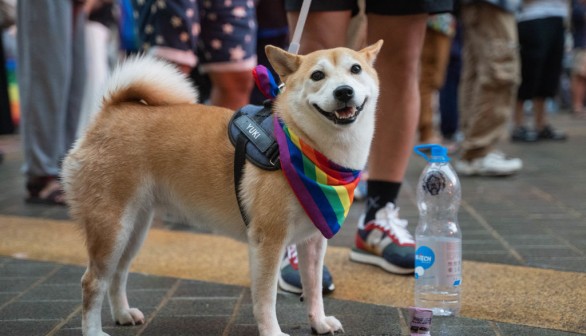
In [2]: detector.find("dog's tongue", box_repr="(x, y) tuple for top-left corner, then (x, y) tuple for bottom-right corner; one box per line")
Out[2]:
(335, 106), (355, 119)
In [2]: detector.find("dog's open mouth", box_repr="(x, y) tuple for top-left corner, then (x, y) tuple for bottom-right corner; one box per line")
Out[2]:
(313, 98), (367, 125)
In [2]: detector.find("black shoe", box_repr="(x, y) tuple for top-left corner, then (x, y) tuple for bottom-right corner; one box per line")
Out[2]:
(538, 125), (567, 141)
(511, 126), (538, 142)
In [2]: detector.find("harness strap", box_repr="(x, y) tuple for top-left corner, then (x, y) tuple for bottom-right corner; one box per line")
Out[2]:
(231, 102), (279, 228)
(234, 134), (250, 226)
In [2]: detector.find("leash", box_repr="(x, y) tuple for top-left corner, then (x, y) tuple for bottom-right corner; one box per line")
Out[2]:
(287, 0), (312, 54)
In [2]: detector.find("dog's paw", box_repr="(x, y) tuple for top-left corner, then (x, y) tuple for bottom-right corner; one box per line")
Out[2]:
(114, 308), (145, 326)
(310, 316), (344, 335)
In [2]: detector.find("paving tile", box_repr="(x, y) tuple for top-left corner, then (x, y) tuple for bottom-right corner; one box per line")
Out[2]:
(330, 312), (403, 336)
(44, 265), (85, 285)
(52, 328), (87, 336)
(0, 320), (59, 336)
(460, 230), (495, 239)
(462, 240), (508, 253)
(18, 283), (81, 302)
(430, 326), (497, 336)
(0, 293), (16, 306)
(497, 323), (583, 336)
(126, 288), (170, 308)
(505, 234), (565, 246)
(0, 259), (58, 277)
(140, 316), (229, 336)
(0, 277), (40, 293)
(0, 300), (79, 320)
(126, 273), (179, 290)
(226, 324), (262, 336)
(158, 297), (239, 317)
(525, 257), (586, 272)
(173, 279), (244, 298)
(515, 247), (582, 259)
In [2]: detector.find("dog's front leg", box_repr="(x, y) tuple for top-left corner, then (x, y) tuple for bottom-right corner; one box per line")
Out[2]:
(297, 234), (343, 334)
(248, 232), (289, 336)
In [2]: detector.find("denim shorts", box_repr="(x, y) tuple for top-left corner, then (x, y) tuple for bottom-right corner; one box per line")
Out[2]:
(133, 0), (257, 72)
(284, 0), (453, 15)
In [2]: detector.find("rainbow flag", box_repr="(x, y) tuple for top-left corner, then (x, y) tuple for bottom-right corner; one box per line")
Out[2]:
(274, 117), (361, 239)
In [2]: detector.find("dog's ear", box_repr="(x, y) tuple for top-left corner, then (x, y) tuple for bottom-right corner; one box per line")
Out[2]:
(265, 45), (302, 80)
(359, 39), (383, 66)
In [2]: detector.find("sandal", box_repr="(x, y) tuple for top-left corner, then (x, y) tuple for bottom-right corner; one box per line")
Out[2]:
(25, 176), (67, 206)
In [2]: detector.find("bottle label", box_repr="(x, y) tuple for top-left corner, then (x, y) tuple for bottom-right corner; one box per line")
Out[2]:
(415, 246), (435, 270)
(415, 239), (461, 287)
(422, 171), (446, 196)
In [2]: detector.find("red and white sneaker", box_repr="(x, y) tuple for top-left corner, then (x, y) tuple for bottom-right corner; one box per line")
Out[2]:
(349, 203), (415, 274)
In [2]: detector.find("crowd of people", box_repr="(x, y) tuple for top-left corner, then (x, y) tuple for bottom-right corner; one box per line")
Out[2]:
(0, 0), (584, 295)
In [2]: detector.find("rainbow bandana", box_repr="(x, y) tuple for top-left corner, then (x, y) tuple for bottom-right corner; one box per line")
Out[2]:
(273, 117), (361, 239)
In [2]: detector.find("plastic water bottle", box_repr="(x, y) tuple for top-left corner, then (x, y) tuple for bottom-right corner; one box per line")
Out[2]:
(413, 144), (462, 316)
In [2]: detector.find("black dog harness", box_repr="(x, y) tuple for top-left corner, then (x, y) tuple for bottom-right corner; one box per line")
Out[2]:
(228, 101), (280, 226)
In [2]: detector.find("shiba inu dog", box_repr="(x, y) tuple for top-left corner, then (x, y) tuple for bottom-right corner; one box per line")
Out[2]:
(62, 40), (382, 336)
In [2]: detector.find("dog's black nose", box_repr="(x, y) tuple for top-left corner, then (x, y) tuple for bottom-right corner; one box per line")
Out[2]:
(334, 85), (354, 103)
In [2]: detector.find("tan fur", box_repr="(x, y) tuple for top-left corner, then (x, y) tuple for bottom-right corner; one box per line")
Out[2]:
(63, 43), (382, 336)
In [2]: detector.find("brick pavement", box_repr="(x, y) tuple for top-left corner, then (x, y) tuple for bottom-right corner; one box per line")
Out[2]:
(1, 112), (585, 335)
(0, 257), (581, 336)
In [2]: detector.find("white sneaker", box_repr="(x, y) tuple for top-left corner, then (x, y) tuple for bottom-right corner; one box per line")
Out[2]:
(454, 151), (522, 176)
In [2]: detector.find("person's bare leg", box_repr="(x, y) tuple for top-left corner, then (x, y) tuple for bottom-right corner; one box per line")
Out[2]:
(366, 14), (427, 182)
(514, 100), (525, 127)
(533, 98), (546, 130)
(286, 11), (351, 53)
(571, 74), (586, 115)
(208, 70), (254, 110)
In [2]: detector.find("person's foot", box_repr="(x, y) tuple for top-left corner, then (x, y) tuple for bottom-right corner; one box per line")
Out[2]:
(572, 108), (586, 119)
(537, 125), (567, 141)
(349, 203), (415, 274)
(441, 137), (460, 154)
(278, 245), (335, 295)
(25, 176), (66, 206)
(454, 151), (522, 177)
(511, 126), (538, 142)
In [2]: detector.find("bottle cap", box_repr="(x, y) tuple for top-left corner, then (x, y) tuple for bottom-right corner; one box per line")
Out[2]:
(414, 144), (450, 163)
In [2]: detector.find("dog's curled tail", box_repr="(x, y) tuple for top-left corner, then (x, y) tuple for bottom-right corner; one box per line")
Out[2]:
(102, 55), (198, 109)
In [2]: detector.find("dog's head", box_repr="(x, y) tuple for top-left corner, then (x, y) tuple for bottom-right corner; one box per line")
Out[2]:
(266, 41), (382, 127)
(265, 41), (382, 168)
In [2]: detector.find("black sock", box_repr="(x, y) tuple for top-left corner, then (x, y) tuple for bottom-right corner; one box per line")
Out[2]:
(364, 180), (402, 223)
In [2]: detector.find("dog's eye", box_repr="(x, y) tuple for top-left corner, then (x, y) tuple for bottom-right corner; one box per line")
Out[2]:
(351, 64), (362, 74)
(310, 70), (325, 81)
